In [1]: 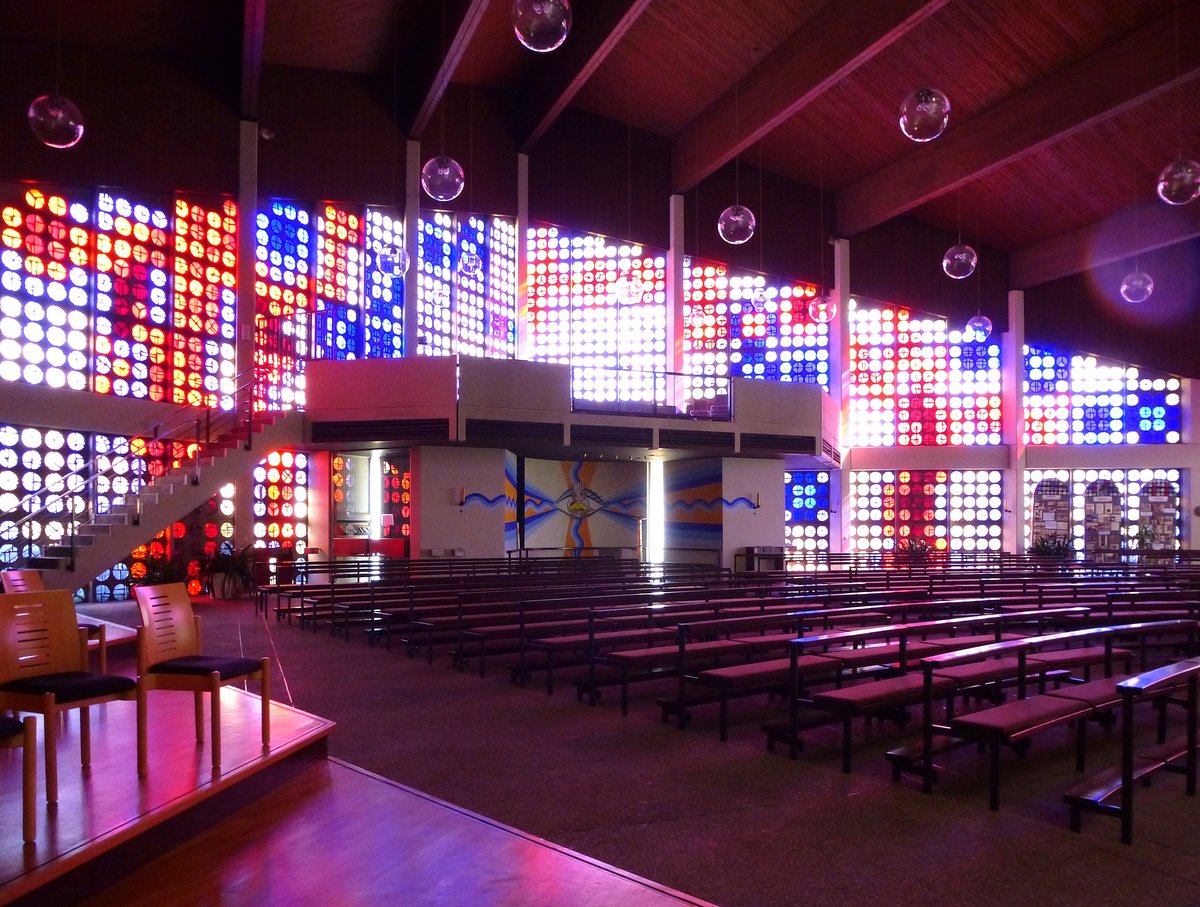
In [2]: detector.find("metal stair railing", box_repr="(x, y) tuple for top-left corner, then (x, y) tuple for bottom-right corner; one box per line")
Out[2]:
(0, 368), (273, 571)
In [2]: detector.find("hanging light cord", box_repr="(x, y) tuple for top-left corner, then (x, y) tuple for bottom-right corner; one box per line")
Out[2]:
(818, 138), (826, 290)
(54, 0), (63, 97)
(1173, 0), (1184, 159)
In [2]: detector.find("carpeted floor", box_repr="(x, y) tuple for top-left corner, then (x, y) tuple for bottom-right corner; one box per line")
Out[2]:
(85, 596), (1200, 907)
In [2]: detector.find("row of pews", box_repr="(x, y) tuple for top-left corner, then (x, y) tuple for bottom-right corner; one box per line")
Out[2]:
(263, 556), (1200, 842)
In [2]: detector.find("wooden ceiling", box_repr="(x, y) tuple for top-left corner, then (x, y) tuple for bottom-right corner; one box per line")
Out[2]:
(5, 0), (1200, 289)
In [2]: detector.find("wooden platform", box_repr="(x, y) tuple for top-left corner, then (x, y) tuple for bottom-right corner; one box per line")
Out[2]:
(0, 686), (713, 907)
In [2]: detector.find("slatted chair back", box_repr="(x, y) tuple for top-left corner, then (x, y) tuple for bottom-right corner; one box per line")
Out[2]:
(134, 582), (200, 672)
(0, 569), (46, 594)
(0, 589), (86, 684)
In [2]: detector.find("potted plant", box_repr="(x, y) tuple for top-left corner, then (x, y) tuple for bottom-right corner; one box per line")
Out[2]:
(895, 538), (933, 563)
(1027, 537), (1074, 560)
(199, 542), (256, 600)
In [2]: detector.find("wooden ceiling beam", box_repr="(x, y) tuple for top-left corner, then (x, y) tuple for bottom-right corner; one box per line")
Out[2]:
(838, 1), (1200, 238)
(409, 0), (491, 138)
(516, 0), (652, 152)
(670, 0), (951, 194)
(1010, 201), (1200, 288)
(240, 0), (267, 121)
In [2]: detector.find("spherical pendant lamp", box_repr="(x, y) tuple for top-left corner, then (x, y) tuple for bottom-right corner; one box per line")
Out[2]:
(1120, 270), (1154, 304)
(512, 0), (571, 53)
(1156, 159), (1200, 206)
(717, 204), (755, 245)
(965, 314), (992, 341)
(28, 94), (84, 149)
(807, 294), (837, 324)
(942, 243), (977, 279)
(421, 155), (465, 202)
(376, 243), (410, 278)
(899, 87), (950, 143)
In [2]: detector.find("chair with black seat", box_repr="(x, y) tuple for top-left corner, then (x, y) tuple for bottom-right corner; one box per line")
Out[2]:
(0, 715), (37, 844)
(134, 582), (270, 776)
(0, 589), (138, 805)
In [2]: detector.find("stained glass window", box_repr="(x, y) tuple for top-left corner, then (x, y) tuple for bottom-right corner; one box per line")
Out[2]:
(363, 208), (405, 358)
(683, 260), (830, 408)
(849, 468), (1003, 553)
(846, 298), (1002, 447)
(312, 204), (363, 361)
(1023, 468), (1181, 553)
(525, 223), (666, 403)
(92, 191), (172, 401)
(173, 196), (237, 408)
(253, 200), (311, 410)
(1023, 344), (1182, 445)
(253, 449), (309, 553)
(0, 187), (92, 391)
(784, 470), (830, 554)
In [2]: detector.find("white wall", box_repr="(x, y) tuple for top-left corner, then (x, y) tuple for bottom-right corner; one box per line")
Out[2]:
(410, 446), (507, 558)
(720, 458), (786, 569)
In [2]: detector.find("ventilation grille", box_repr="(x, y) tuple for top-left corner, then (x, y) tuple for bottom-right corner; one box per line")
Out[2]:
(466, 419), (563, 444)
(740, 433), (817, 454)
(822, 436), (842, 466)
(659, 429), (735, 450)
(570, 425), (654, 447)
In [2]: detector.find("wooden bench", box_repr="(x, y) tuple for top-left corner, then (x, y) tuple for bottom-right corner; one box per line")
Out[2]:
(1063, 656), (1200, 843)
(772, 608), (1091, 768)
(904, 619), (1199, 810)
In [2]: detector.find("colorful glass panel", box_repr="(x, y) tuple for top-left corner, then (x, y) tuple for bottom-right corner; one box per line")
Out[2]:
(847, 298), (1002, 447)
(0, 187), (92, 391)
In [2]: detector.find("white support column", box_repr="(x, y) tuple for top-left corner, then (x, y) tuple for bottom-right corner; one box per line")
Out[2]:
(666, 193), (685, 376)
(516, 153), (530, 360)
(234, 120), (260, 551)
(1003, 289), (1026, 554)
(403, 139), (422, 356)
(832, 238), (849, 555)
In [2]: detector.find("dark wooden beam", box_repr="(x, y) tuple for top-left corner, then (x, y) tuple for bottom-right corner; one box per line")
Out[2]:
(838, 1), (1200, 237)
(516, 0), (652, 152)
(240, 0), (267, 121)
(670, 0), (950, 194)
(1010, 201), (1200, 288)
(409, 0), (490, 138)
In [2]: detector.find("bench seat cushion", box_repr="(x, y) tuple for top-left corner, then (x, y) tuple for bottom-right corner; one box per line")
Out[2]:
(822, 639), (944, 669)
(1044, 674), (1134, 710)
(729, 631), (799, 652)
(931, 656), (1027, 687)
(813, 673), (955, 713)
(950, 695), (1091, 742)
(920, 632), (1026, 651)
(1027, 646), (1132, 671)
(695, 654), (838, 688)
(149, 655), (263, 680)
(605, 639), (751, 669)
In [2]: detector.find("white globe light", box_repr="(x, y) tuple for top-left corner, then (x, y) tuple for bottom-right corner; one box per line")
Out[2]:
(28, 94), (85, 148)
(807, 294), (837, 324)
(512, 0), (571, 53)
(717, 204), (755, 245)
(899, 87), (950, 143)
(1156, 159), (1200, 205)
(942, 243), (978, 279)
(965, 314), (992, 341)
(1120, 270), (1154, 304)
(458, 251), (483, 279)
(420, 156), (465, 201)
(376, 244), (410, 277)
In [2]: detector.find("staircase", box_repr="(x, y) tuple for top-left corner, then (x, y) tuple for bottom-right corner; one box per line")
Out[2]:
(39, 413), (303, 591)
(2, 374), (305, 593)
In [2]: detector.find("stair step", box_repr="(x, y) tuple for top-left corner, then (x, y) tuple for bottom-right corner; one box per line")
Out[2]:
(27, 556), (68, 569)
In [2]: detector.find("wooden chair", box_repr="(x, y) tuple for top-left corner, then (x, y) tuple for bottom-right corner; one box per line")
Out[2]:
(134, 583), (270, 776)
(0, 570), (45, 593)
(0, 589), (137, 804)
(0, 715), (37, 844)
(1, 570), (110, 671)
